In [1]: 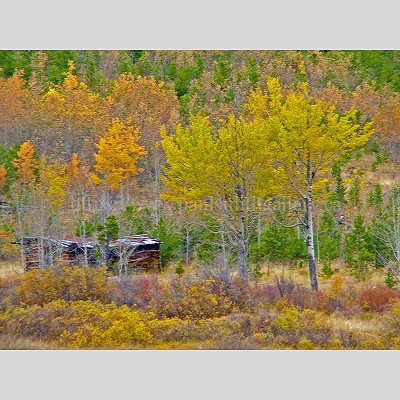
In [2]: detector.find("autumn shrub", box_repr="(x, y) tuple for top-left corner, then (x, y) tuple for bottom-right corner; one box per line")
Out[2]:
(206, 337), (262, 350)
(0, 275), (20, 309)
(359, 285), (397, 312)
(334, 329), (358, 349)
(223, 276), (253, 310)
(16, 266), (110, 306)
(298, 309), (332, 346)
(149, 316), (245, 343)
(63, 305), (153, 348)
(273, 275), (295, 297)
(0, 230), (19, 261)
(335, 285), (364, 316)
(0, 300), (78, 341)
(110, 276), (160, 308)
(248, 283), (280, 305)
(287, 287), (330, 312)
(298, 337), (314, 350)
(17, 270), (59, 306)
(0, 300), (155, 348)
(325, 275), (345, 311)
(379, 300), (400, 348)
(148, 278), (238, 319)
(270, 307), (333, 348)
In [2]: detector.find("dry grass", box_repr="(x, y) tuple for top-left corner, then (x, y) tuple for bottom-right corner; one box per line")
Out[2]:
(0, 261), (23, 279)
(0, 259), (387, 290)
(0, 335), (60, 350)
(257, 261), (387, 290)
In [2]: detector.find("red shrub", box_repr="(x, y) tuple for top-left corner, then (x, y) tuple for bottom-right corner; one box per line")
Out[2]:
(359, 286), (397, 312)
(249, 284), (280, 304)
(288, 287), (330, 312)
(113, 277), (160, 308)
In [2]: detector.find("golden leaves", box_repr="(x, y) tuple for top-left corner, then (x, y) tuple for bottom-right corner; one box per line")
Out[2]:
(94, 118), (146, 191)
(0, 166), (7, 189)
(12, 140), (37, 186)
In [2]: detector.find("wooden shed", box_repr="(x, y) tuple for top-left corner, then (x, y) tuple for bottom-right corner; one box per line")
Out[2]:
(18, 235), (161, 272)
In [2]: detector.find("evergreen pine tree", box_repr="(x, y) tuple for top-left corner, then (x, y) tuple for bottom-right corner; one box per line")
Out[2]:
(344, 214), (374, 279)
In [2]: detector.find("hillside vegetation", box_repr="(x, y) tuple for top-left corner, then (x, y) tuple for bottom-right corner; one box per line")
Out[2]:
(2, 50), (400, 349)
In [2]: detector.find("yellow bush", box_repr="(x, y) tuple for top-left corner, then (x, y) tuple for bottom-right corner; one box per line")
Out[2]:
(274, 307), (300, 332)
(17, 270), (58, 305)
(0, 230), (18, 260)
(16, 267), (110, 306)
(301, 309), (327, 329)
(1, 299), (155, 349)
(298, 337), (313, 350)
(329, 274), (344, 297)
(149, 278), (237, 320)
(326, 338), (343, 350)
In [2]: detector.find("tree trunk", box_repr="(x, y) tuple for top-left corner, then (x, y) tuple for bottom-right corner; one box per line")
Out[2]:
(221, 230), (228, 269)
(154, 151), (161, 224)
(105, 238), (110, 268)
(18, 211), (25, 271)
(237, 202), (248, 282)
(306, 159), (318, 291)
(120, 181), (124, 211)
(238, 228), (248, 282)
(236, 184), (249, 282)
(185, 226), (190, 267)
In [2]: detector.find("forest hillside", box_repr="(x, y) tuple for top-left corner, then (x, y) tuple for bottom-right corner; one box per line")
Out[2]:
(2, 50), (400, 349)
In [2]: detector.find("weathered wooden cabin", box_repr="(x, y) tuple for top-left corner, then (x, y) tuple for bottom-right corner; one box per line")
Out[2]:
(18, 235), (161, 272)
(108, 236), (161, 269)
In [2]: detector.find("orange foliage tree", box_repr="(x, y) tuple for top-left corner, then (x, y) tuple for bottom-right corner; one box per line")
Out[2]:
(12, 140), (37, 186)
(108, 73), (179, 218)
(0, 71), (34, 146)
(94, 118), (147, 209)
(0, 165), (7, 192)
(33, 61), (108, 163)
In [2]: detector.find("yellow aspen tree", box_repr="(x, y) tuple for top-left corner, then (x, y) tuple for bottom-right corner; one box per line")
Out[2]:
(36, 61), (108, 162)
(162, 114), (274, 281)
(44, 165), (68, 210)
(108, 73), (179, 221)
(65, 153), (95, 264)
(66, 153), (92, 194)
(27, 160), (69, 242)
(254, 78), (373, 290)
(94, 118), (147, 209)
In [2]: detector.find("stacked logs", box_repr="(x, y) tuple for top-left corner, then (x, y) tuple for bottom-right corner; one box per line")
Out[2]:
(18, 235), (161, 272)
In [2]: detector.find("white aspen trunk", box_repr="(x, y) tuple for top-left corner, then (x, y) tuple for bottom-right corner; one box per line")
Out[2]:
(237, 186), (248, 282)
(126, 178), (130, 206)
(82, 219), (88, 267)
(83, 191), (88, 266)
(18, 211), (25, 271)
(120, 181), (124, 211)
(186, 226), (190, 267)
(118, 246), (123, 280)
(221, 230), (227, 268)
(238, 225), (248, 282)
(306, 158), (318, 291)
(154, 152), (161, 224)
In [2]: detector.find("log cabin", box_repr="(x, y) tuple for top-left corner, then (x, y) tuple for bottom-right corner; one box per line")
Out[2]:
(18, 235), (161, 272)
